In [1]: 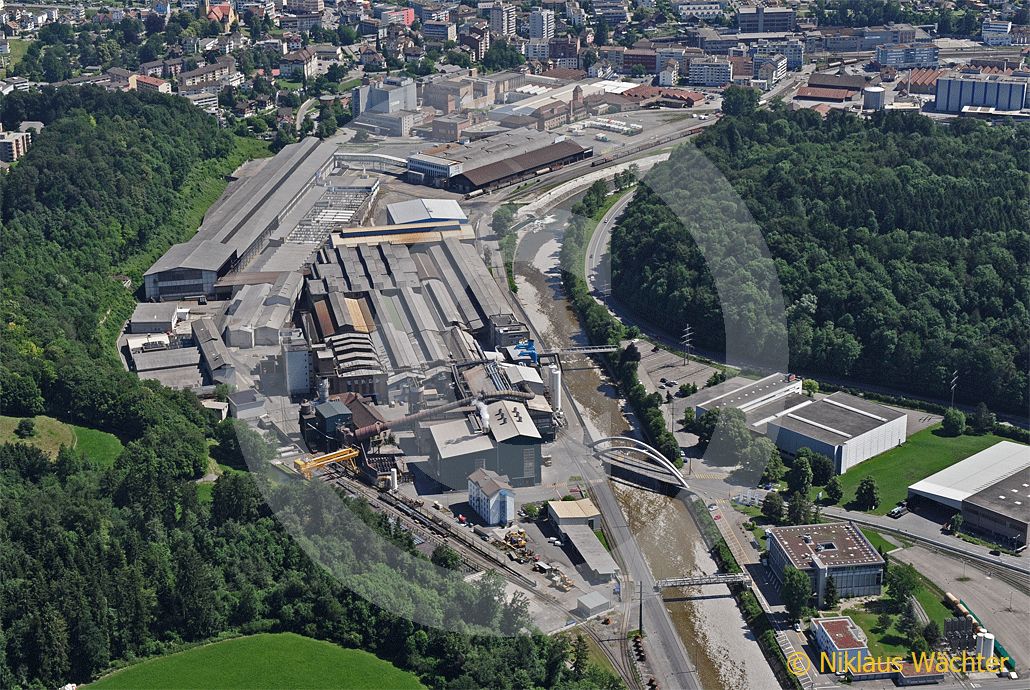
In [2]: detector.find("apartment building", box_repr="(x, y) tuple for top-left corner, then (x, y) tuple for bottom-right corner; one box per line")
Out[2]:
(688, 55), (732, 85)
(529, 7), (555, 39)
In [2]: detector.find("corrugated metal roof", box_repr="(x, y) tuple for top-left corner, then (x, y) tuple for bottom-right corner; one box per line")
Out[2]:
(455, 139), (588, 188)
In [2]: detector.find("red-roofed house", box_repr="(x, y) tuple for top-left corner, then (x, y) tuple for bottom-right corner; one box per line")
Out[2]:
(135, 74), (171, 93)
(812, 616), (868, 671)
(204, 1), (237, 33)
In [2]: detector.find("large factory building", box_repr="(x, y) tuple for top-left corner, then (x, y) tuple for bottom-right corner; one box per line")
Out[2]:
(908, 441), (1030, 547)
(406, 127), (592, 193)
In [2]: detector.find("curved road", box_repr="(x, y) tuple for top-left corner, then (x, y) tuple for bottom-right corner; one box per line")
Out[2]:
(586, 188), (636, 297)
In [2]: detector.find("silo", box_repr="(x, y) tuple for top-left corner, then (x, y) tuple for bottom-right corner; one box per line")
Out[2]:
(546, 364), (562, 411)
(976, 632), (996, 660)
(863, 86), (886, 111)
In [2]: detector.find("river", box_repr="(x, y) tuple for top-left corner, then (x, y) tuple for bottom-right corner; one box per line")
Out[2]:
(514, 214), (778, 690)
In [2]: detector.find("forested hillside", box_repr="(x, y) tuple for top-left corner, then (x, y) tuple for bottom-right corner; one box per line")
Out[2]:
(612, 108), (1029, 412)
(0, 89), (620, 689)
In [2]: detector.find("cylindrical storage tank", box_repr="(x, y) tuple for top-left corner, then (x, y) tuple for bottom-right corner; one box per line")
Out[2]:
(864, 86), (886, 111)
(547, 364), (562, 411)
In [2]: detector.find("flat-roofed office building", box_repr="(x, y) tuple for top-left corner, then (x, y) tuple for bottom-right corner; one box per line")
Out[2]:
(767, 522), (883, 606)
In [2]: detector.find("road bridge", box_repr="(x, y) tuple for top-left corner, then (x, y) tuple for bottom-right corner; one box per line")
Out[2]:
(592, 436), (688, 490)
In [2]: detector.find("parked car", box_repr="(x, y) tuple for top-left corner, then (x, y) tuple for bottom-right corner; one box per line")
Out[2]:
(793, 622), (802, 632)
(888, 506), (908, 518)
(660, 377), (668, 384)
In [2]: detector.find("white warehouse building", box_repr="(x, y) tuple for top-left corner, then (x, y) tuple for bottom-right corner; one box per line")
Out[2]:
(765, 392), (906, 474)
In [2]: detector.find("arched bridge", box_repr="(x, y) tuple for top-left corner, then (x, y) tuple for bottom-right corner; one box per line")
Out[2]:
(590, 436), (688, 490)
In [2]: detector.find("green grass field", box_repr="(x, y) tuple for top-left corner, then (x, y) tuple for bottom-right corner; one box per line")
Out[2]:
(1, 39), (30, 78)
(89, 633), (424, 689)
(1, 415), (123, 466)
(72, 426), (123, 467)
(813, 426), (1012, 514)
(860, 528), (898, 555)
(839, 602), (911, 657)
(0, 415), (75, 455)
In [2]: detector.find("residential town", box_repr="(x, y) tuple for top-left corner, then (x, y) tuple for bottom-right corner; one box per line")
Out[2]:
(0, 0), (1028, 160)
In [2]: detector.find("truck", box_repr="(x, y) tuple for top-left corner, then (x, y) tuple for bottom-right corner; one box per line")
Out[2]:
(595, 134), (609, 142)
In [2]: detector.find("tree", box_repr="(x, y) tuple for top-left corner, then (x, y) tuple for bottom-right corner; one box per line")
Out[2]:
(949, 512), (964, 533)
(705, 371), (727, 388)
(923, 620), (941, 647)
(885, 562), (919, 606)
(523, 502), (540, 519)
(210, 472), (264, 525)
(825, 476), (843, 504)
(802, 379), (819, 397)
(823, 575), (839, 609)
(786, 491), (812, 525)
(787, 456), (813, 496)
(431, 544), (462, 570)
(722, 85), (759, 116)
(482, 39), (525, 71)
(855, 476), (880, 509)
(681, 406), (695, 430)
(782, 566), (811, 620)
(941, 408), (965, 436)
(15, 418), (35, 438)
(809, 453), (834, 486)
(571, 634), (590, 680)
(492, 203), (517, 238)
(761, 491), (785, 522)
(877, 611), (893, 632)
(694, 409), (720, 444)
(761, 450), (785, 484)
(970, 402), (995, 434)
(898, 599), (919, 636)
(326, 63), (347, 82)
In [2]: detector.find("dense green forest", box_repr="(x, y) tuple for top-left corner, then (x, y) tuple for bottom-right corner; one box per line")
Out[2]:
(612, 108), (1029, 412)
(0, 88), (620, 689)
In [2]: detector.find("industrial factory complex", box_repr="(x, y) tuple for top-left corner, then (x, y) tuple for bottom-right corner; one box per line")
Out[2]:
(123, 133), (631, 617)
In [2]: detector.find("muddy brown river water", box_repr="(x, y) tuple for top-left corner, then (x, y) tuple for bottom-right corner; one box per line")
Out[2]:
(514, 222), (776, 690)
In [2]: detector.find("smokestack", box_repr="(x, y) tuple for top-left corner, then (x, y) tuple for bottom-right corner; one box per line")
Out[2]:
(476, 401), (490, 432)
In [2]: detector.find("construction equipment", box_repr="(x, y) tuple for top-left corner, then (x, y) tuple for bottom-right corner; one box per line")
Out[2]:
(294, 446), (360, 479)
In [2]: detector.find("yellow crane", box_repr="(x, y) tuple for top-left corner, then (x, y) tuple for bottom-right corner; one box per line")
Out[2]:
(294, 446), (360, 479)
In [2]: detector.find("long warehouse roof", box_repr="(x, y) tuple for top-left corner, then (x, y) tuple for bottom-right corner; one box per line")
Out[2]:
(908, 441), (1030, 510)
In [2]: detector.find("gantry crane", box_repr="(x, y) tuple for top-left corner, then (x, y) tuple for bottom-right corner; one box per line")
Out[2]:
(293, 446), (360, 480)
